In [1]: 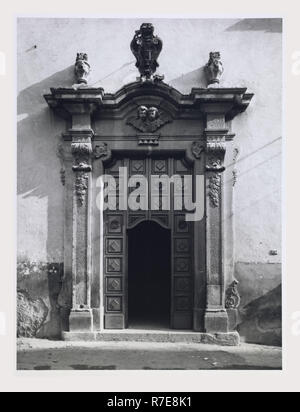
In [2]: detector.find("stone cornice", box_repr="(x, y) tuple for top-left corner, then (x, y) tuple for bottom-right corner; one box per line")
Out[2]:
(44, 87), (104, 120)
(44, 82), (253, 122)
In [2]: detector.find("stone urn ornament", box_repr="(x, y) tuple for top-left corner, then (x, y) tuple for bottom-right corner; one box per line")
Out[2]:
(205, 52), (224, 87)
(73, 53), (91, 88)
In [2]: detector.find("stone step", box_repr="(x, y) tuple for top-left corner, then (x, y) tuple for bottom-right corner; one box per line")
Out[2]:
(62, 331), (240, 346)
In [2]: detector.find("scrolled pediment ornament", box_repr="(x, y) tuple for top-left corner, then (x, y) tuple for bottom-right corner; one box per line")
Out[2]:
(127, 106), (172, 134)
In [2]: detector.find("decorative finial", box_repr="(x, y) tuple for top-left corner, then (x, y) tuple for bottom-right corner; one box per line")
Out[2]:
(130, 23), (164, 83)
(74, 53), (91, 87)
(205, 52), (224, 87)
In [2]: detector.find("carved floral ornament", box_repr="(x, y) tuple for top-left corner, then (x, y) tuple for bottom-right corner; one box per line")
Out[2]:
(75, 172), (89, 206)
(209, 173), (222, 208)
(70, 137), (93, 206)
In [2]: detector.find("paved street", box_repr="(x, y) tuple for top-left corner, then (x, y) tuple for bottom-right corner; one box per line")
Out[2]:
(17, 339), (282, 370)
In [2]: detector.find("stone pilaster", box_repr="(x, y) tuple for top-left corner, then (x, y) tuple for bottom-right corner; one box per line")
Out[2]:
(69, 128), (94, 332)
(190, 142), (206, 332)
(204, 114), (229, 333)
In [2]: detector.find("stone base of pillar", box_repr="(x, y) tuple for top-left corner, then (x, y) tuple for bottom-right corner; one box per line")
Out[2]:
(227, 308), (241, 332)
(193, 308), (205, 332)
(69, 309), (93, 332)
(204, 310), (229, 333)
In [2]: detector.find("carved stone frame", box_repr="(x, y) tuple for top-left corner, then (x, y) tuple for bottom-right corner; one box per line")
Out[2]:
(45, 82), (253, 336)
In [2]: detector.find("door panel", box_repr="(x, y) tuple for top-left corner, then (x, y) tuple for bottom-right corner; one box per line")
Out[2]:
(103, 156), (194, 329)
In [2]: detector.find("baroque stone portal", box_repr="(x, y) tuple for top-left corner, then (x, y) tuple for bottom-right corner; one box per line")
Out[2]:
(44, 23), (253, 344)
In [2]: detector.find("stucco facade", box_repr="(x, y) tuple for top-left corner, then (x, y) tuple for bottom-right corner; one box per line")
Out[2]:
(17, 18), (282, 344)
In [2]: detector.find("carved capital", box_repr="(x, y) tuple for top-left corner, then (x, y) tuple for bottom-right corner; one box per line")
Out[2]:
(225, 280), (241, 309)
(206, 140), (226, 172)
(71, 137), (93, 172)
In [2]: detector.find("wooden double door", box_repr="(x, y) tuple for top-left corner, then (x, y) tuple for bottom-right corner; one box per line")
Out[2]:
(103, 155), (195, 330)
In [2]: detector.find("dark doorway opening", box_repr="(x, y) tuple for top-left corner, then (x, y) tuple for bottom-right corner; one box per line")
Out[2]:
(128, 221), (171, 330)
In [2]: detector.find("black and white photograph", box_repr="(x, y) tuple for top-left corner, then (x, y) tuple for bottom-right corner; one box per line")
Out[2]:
(16, 17), (283, 372)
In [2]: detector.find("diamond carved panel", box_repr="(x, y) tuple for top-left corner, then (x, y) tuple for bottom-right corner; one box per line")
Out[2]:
(107, 297), (122, 312)
(153, 159), (168, 174)
(130, 159), (145, 175)
(106, 258), (122, 273)
(106, 239), (122, 254)
(106, 277), (122, 293)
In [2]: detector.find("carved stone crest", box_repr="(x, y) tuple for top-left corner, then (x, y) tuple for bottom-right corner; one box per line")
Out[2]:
(225, 280), (241, 309)
(205, 52), (224, 86)
(93, 143), (109, 159)
(74, 53), (91, 86)
(191, 141), (204, 159)
(130, 23), (163, 82)
(127, 106), (171, 133)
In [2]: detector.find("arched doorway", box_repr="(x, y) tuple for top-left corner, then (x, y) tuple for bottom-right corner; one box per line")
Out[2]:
(128, 221), (171, 330)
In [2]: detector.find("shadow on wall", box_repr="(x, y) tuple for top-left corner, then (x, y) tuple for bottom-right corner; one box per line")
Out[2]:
(17, 66), (76, 339)
(238, 285), (282, 347)
(169, 66), (207, 92)
(231, 262), (282, 346)
(225, 19), (282, 33)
